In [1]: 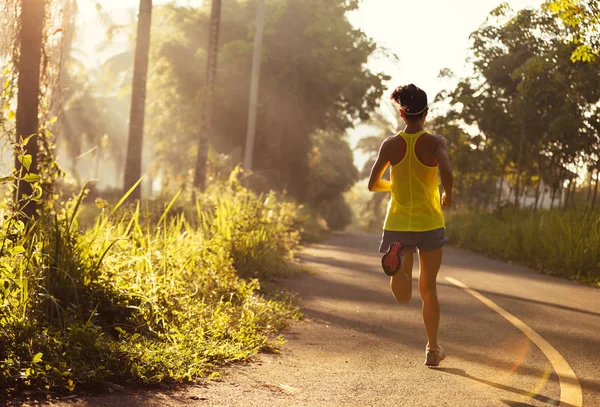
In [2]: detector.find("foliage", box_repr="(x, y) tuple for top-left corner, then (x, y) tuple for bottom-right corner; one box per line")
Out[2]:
(436, 3), (600, 210)
(544, 0), (600, 62)
(305, 129), (358, 230)
(146, 0), (387, 201)
(447, 208), (600, 287)
(0, 171), (301, 396)
(351, 111), (396, 232)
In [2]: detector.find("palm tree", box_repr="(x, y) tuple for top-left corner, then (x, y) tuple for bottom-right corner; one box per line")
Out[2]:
(123, 0), (152, 200)
(15, 0), (45, 218)
(193, 0), (222, 191)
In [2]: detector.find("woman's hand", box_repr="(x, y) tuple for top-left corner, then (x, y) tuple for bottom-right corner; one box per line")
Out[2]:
(441, 192), (452, 208)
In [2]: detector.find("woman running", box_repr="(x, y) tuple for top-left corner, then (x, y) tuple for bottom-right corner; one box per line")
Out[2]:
(368, 84), (453, 367)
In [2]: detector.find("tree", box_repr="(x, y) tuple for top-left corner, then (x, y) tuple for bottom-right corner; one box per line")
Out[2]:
(305, 129), (358, 230)
(193, 0), (222, 192)
(439, 4), (600, 209)
(544, 0), (600, 61)
(146, 0), (388, 202)
(123, 0), (152, 201)
(15, 0), (46, 218)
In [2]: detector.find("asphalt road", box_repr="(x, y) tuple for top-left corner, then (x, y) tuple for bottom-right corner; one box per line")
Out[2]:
(45, 232), (600, 407)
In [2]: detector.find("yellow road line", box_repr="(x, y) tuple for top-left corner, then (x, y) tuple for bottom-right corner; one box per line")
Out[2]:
(445, 277), (583, 407)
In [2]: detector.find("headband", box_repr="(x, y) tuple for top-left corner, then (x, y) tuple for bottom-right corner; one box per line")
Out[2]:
(401, 105), (429, 116)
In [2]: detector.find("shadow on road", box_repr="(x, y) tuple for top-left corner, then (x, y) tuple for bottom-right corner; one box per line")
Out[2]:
(501, 401), (538, 407)
(435, 367), (568, 407)
(437, 281), (600, 319)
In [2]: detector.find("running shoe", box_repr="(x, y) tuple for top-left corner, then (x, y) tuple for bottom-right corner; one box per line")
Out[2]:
(425, 345), (446, 367)
(381, 242), (403, 276)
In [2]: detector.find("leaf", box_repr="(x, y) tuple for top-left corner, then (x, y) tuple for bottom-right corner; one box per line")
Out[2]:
(7, 110), (15, 120)
(0, 176), (15, 183)
(22, 173), (41, 183)
(157, 188), (182, 227)
(22, 134), (35, 146)
(10, 246), (26, 255)
(49, 116), (58, 125)
(108, 176), (144, 218)
(32, 353), (43, 364)
(18, 154), (32, 171)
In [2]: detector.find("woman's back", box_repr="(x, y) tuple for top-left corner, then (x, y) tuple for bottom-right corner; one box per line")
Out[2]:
(384, 130), (444, 232)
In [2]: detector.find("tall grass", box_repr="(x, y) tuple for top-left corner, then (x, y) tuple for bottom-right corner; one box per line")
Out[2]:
(446, 208), (600, 287)
(0, 174), (301, 396)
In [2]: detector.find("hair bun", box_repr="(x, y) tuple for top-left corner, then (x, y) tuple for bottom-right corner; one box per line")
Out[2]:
(390, 84), (428, 118)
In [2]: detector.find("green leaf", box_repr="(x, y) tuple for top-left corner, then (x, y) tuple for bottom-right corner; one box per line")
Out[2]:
(157, 188), (182, 227)
(32, 353), (43, 364)
(22, 173), (41, 183)
(22, 134), (35, 146)
(108, 176), (144, 218)
(10, 246), (26, 255)
(7, 110), (15, 120)
(0, 176), (15, 183)
(18, 154), (32, 171)
(49, 116), (58, 125)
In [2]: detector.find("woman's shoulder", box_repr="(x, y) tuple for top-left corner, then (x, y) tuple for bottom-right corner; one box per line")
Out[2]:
(382, 133), (407, 149)
(422, 132), (448, 146)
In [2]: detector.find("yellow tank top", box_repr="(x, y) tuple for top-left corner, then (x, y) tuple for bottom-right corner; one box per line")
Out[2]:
(383, 130), (445, 232)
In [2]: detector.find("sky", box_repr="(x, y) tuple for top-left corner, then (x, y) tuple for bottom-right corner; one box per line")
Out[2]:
(78, 0), (542, 99)
(78, 0), (544, 98)
(75, 0), (545, 168)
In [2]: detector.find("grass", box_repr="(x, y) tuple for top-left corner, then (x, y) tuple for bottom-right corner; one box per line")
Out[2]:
(446, 208), (600, 287)
(0, 172), (303, 397)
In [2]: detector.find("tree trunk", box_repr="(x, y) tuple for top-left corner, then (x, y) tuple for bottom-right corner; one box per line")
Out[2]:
(521, 186), (529, 208)
(514, 133), (526, 207)
(123, 0), (153, 201)
(15, 0), (45, 219)
(483, 171), (493, 210)
(533, 178), (541, 211)
(193, 0), (222, 191)
(243, 0), (266, 171)
(556, 167), (566, 210)
(514, 171), (521, 207)
(592, 169), (600, 211)
(497, 169), (505, 208)
(550, 186), (557, 209)
(533, 157), (544, 211)
(466, 174), (473, 207)
(539, 186), (547, 210)
(586, 171), (593, 208)
(569, 179), (576, 209)
(558, 184), (564, 210)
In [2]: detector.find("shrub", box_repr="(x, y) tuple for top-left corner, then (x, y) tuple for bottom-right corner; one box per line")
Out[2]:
(0, 174), (301, 396)
(446, 208), (600, 286)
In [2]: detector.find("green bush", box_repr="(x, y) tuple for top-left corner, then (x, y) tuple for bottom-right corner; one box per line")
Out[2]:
(446, 208), (600, 286)
(0, 174), (301, 396)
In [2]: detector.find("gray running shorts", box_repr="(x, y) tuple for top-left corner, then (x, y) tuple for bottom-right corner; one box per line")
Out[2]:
(379, 228), (448, 253)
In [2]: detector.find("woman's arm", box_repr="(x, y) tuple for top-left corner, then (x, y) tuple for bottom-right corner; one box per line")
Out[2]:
(368, 139), (392, 192)
(435, 136), (454, 207)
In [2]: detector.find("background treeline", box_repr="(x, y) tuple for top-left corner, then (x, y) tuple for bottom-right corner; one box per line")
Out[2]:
(350, 1), (600, 286)
(0, 0), (389, 397)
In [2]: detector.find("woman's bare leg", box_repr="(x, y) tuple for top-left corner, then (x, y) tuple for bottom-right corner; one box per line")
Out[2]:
(418, 247), (443, 349)
(390, 250), (414, 304)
